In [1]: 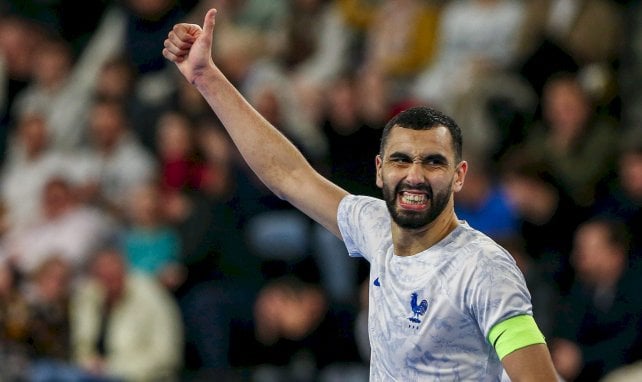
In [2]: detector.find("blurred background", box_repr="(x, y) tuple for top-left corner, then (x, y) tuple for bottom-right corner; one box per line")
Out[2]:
(0, 0), (641, 381)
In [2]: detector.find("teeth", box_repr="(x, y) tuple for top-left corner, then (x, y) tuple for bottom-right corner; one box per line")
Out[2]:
(401, 193), (426, 204)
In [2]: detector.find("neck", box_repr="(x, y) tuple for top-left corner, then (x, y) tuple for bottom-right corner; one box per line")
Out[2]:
(392, 206), (460, 257)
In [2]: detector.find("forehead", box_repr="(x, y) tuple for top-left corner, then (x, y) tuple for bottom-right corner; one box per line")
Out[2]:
(383, 125), (455, 158)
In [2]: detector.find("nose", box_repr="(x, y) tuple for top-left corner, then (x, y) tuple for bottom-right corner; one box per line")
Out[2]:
(404, 162), (425, 186)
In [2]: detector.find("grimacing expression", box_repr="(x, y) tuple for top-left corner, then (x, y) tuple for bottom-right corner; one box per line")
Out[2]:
(377, 125), (462, 229)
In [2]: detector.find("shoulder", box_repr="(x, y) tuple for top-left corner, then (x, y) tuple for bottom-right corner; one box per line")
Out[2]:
(339, 194), (385, 216)
(451, 223), (511, 256)
(338, 195), (388, 228)
(447, 224), (519, 273)
(337, 195), (390, 260)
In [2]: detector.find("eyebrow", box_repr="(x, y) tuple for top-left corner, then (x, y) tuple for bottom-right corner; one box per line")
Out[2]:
(388, 152), (449, 164)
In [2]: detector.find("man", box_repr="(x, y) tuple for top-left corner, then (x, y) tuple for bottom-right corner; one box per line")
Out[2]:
(162, 8), (558, 381)
(70, 247), (183, 381)
(550, 217), (642, 381)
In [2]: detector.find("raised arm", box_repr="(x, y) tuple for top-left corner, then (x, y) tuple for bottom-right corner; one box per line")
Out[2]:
(162, 9), (348, 237)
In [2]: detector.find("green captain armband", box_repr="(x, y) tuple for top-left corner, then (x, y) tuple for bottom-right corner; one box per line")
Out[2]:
(487, 315), (546, 360)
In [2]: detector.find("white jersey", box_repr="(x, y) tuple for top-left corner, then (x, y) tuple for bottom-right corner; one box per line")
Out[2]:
(337, 195), (533, 381)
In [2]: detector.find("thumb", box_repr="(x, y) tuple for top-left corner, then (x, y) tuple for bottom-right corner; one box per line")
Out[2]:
(202, 8), (218, 39)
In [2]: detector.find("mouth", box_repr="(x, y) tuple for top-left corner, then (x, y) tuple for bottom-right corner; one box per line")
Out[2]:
(398, 191), (429, 211)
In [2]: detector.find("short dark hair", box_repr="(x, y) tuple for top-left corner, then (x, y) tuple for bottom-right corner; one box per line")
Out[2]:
(380, 106), (463, 162)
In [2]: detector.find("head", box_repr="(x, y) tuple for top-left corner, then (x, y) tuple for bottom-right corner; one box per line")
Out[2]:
(88, 96), (128, 152)
(376, 106), (466, 229)
(499, 149), (562, 224)
(31, 35), (73, 88)
(31, 256), (71, 303)
(95, 55), (137, 101)
(41, 176), (76, 220)
(127, 181), (164, 228)
(542, 72), (592, 137)
(16, 112), (49, 158)
(156, 110), (194, 160)
(90, 247), (128, 302)
(571, 217), (630, 286)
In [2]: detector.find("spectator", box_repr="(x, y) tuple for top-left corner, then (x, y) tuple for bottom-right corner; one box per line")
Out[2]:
(10, 35), (80, 150)
(593, 129), (642, 263)
(0, 112), (77, 233)
(319, 72), (381, 198)
(550, 217), (642, 382)
(499, 150), (588, 294)
(194, 122), (238, 202)
(518, 71), (620, 208)
(230, 275), (364, 381)
(0, 15), (47, 162)
(122, 181), (185, 291)
(155, 110), (207, 194)
(70, 247), (183, 381)
(24, 256), (74, 380)
(77, 96), (158, 219)
(6, 2), (132, 153)
(4, 176), (118, 276)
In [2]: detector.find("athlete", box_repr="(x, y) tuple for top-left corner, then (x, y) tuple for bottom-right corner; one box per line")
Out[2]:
(162, 8), (559, 381)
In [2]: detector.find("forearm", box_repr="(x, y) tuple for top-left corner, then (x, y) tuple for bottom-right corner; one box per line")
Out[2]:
(193, 65), (314, 200)
(163, 10), (348, 236)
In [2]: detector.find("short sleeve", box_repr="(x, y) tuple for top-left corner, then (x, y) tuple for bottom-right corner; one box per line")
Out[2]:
(337, 195), (391, 262)
(465, 245), (533, 338)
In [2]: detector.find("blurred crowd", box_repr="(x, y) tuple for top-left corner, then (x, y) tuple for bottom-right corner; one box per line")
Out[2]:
(0, 0), (641, 381)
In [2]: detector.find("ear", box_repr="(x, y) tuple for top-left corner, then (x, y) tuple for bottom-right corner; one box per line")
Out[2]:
(375, 154), (383, 189)
(453, 160), (468, 192)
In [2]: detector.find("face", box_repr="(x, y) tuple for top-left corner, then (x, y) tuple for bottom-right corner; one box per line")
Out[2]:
(571, 222), (617, 283)
(90, 102), (125, 148)
(543, 78), (590, 135)
(128, 183), (161, 227)
(157, 112), (193, 159)
(376, 126), (466, 229)
(92, 250), (126, 300)
(36, 258), (71, 302)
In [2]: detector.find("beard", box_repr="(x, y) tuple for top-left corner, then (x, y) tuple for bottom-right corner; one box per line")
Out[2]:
(382, 181), (452, 229)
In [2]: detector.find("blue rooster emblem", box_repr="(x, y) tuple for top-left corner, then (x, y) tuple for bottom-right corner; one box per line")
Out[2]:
(408, 292), (428, 324)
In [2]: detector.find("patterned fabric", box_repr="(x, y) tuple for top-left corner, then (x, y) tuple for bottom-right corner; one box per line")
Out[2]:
(337, 195), (533, 381)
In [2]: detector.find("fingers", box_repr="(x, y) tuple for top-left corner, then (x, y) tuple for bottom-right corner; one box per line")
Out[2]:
(202, 8), (218, 38)
(163, 24), (197, 61)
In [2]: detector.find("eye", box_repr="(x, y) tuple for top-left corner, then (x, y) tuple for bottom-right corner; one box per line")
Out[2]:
(389, 155), (411, 164)
(423, 155), (447, 166)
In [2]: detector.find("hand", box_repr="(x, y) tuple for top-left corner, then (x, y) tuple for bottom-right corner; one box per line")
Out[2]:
(254, 286), (287, 345)
(162, 8), (218, 85)
(551, 338), (582, 381)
